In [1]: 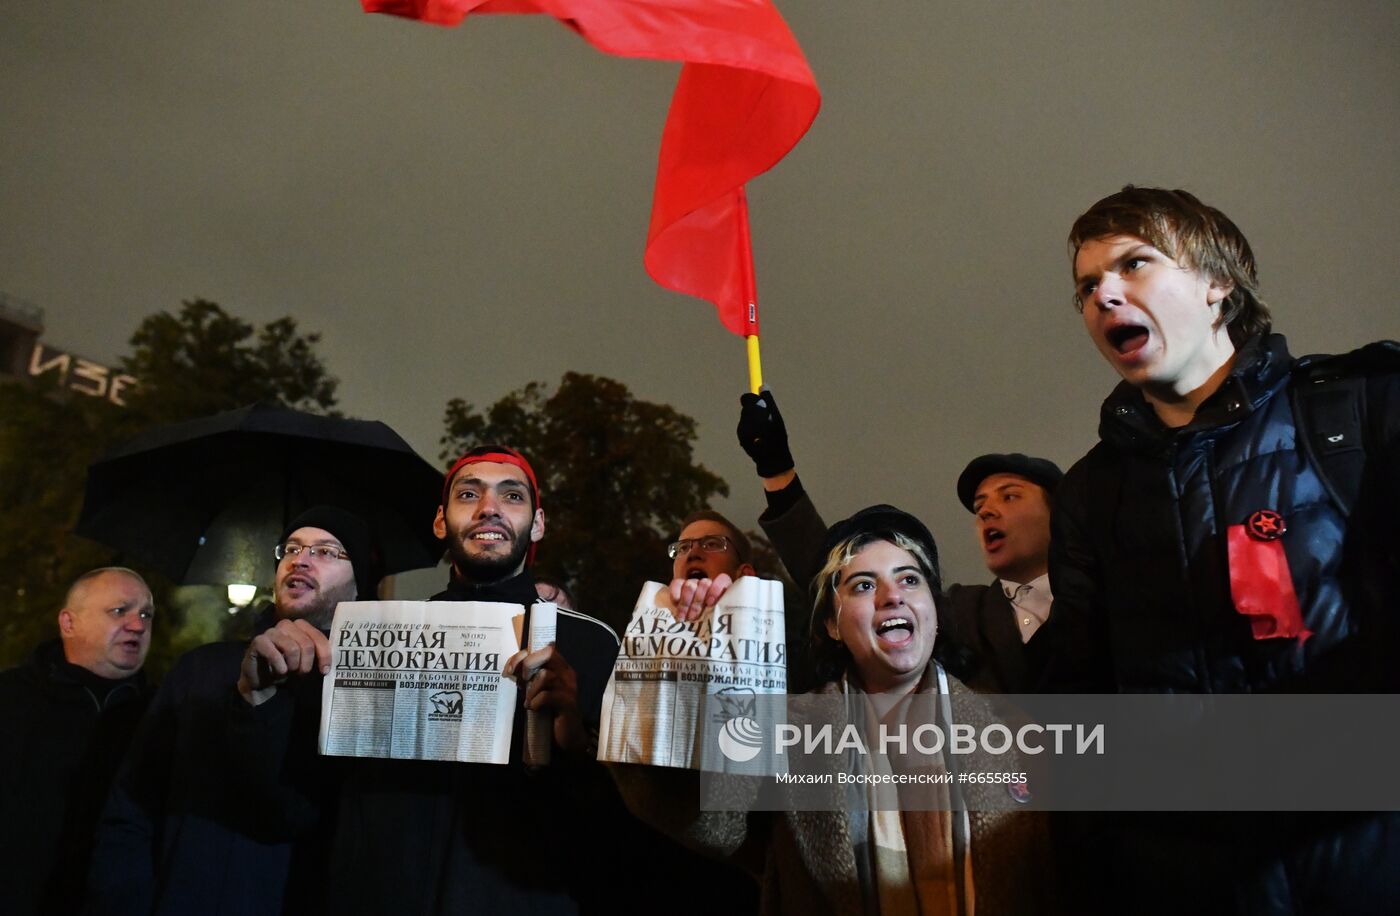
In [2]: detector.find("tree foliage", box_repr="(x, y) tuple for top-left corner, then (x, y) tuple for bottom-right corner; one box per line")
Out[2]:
(0, 379), (121, 651)
(121, 299), (338, 425)
(0, 299), (338, 673)
(441, 372), (738, 632)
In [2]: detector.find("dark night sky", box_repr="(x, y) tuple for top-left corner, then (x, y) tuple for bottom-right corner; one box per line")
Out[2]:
(3, 1), (1398, 595)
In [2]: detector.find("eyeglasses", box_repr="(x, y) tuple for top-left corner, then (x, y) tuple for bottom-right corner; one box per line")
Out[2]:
(275, 543), (350, 562)
(667, 535), (734, 559)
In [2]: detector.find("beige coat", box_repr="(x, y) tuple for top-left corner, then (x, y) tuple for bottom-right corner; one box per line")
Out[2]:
(611, 673), (1057, 916)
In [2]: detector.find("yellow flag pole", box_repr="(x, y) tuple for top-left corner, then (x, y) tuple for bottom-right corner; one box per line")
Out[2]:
(738, 186), (763, 393)
(746, 334), (763, 394)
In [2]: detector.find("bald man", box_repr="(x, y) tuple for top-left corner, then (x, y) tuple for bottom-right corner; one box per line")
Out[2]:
(0, 567), (155, 916)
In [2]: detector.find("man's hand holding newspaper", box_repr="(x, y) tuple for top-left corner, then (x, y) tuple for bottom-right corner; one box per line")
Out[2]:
(239, 618), (332, 706)
(503, 644), (585, 753)
(669, 573), (735, 622)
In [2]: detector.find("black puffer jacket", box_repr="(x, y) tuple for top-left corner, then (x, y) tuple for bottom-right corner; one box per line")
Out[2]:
(1046, 334), (1400, 915)
(1050, 333), (1400, 694)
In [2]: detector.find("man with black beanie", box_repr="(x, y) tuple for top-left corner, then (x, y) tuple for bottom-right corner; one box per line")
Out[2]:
(89, 506), (381, 916)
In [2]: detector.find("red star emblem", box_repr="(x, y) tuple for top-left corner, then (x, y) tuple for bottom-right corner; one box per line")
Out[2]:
(1246, 509), (1287, 541)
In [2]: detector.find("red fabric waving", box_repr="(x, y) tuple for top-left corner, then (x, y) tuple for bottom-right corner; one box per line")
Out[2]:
(363, 0), (821, 335)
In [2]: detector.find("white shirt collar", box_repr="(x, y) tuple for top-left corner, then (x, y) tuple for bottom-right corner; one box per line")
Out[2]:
(999, 573), (1052, 642)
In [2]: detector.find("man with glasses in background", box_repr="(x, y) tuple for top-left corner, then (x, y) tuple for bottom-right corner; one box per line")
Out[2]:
(90, 506), (381, 916)
(613, 509), (760, 916)
(667, 509), (757, 617)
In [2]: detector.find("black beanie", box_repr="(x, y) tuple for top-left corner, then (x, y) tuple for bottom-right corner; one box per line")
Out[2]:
(279, 506), (382, 601)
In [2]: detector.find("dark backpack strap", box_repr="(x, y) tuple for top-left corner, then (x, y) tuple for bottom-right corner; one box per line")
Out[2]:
(1289, 343), (1400, 517)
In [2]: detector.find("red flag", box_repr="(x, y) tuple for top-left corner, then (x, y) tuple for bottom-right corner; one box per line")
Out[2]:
(363, 0), (821, 336)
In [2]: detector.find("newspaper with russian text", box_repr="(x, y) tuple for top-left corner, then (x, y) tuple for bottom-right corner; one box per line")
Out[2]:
(598, 577), (786, 770)
(318, 600), (533, 764)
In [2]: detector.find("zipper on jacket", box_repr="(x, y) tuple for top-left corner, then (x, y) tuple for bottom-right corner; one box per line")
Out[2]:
(1168, 435), (1217, 693)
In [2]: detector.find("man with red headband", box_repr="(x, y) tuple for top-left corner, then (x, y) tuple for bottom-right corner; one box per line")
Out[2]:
(326, 445), (621, 916)
(434, 445), (545, 575)
(430, 444), (618, 751)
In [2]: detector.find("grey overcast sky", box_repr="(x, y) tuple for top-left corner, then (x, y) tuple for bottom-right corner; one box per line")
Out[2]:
(3, 1), (1398, 594)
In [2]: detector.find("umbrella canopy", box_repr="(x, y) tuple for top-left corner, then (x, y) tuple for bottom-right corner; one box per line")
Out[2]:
(76, 403), (445, 588)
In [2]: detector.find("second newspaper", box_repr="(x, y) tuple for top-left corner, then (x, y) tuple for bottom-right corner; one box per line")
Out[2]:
(599, 576), (786, 770)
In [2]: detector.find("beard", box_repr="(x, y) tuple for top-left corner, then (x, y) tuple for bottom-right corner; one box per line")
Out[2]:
(302, 586), (354, 629)
(445, 529), (531, 583)
(276, 574), (359, 630)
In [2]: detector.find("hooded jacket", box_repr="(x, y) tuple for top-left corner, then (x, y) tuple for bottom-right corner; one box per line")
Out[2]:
(1049, 333), (1400, 693)
(1046, 333), (1400, 914)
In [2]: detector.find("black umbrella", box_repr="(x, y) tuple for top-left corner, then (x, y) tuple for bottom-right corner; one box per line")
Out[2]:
(76, 402), (445, 588)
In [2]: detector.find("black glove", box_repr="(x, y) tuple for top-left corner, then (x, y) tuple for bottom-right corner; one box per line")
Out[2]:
(737, 389), (795, 478)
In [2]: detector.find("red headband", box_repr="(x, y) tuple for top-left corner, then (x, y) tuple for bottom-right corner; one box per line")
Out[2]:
(442, 447), (541, 566)
(443, 449), (540, 507)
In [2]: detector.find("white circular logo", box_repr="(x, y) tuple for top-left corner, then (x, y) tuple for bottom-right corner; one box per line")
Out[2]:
(717, 716), (764, 763)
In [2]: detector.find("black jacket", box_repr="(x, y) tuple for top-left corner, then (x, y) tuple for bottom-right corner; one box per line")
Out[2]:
(0, 640), (150, 916)
(1049, 334), (1400, 694)
(942, 582), (1051, 694)
(327, 571), (624, 916)
(753, 484), (827, 693)
(1046, 334), (1400, 914)
(89, 609), (332, 916)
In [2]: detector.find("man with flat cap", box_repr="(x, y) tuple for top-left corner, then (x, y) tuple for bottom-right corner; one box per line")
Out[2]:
(732, 391), (1061, 693)
(945, 452), (1062, 693)
(90, 506), (381, 916)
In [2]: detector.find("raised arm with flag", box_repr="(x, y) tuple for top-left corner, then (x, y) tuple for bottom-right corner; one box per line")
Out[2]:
(363, 0), (821, 391)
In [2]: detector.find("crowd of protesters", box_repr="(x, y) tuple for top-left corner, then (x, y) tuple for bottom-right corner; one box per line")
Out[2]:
(3, 186), (1398, 915)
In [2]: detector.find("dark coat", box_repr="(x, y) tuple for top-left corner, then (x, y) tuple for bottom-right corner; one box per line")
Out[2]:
(88, 609), (332, 916)
(0, 640), (150, 916)
(326, 571), (624, 916)
(1046, 333), (1400, 914)
(755, 485), (830, 693)
(942, 582), (1050, 695)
